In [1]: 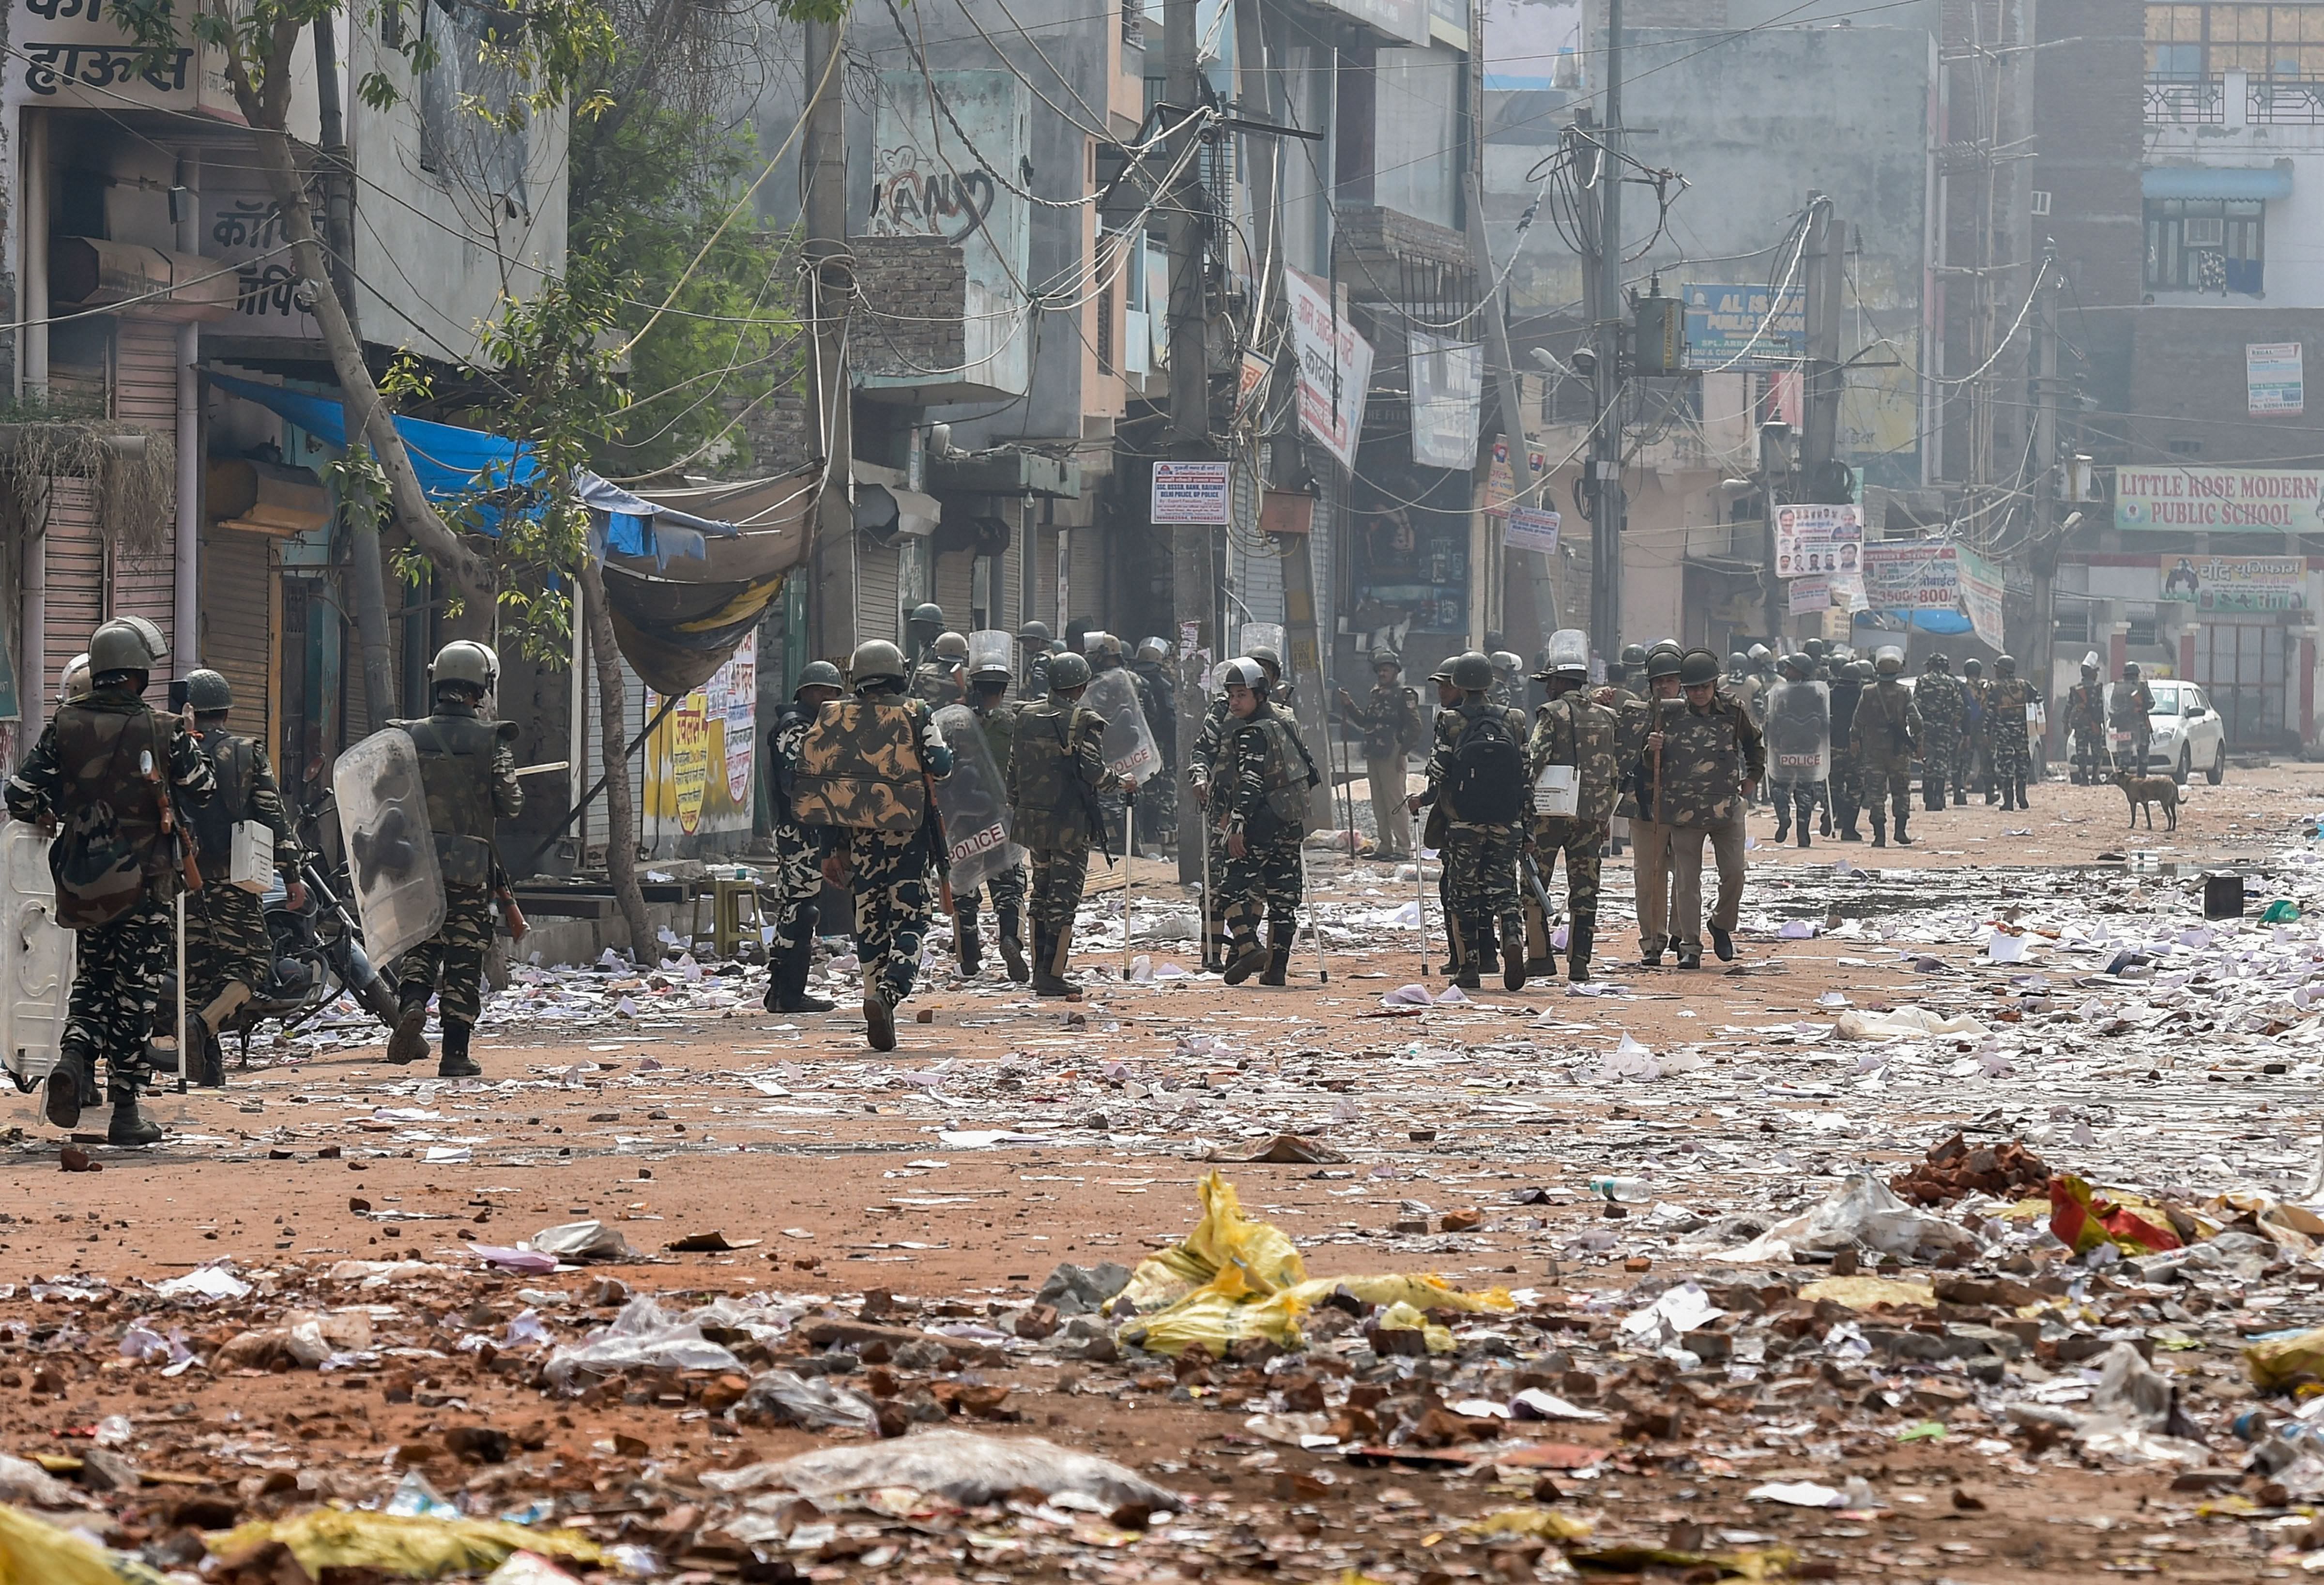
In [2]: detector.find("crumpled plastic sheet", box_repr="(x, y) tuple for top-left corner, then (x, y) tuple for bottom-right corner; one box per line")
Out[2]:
(208, 1509), (603, 1579)
(1715, 1173), (1981, 1264)
(0, 1504), (170, 1585)
(2004, 1340), (2211, 1465)
(703, 1428), (1183, 1513)
(541, 1295), (742, 1392)
(735, 1369), (878, 1431)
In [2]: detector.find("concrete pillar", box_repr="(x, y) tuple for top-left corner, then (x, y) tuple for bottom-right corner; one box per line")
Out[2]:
(2295, 625), (2318, 747)
(2178, 623), (2199, 684)
(2109, 618), (2131, 681)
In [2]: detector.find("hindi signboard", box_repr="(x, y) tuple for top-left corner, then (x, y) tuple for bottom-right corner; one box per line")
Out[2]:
(2157, 554), (2307, 613)
(1283, 267), (1376, 470)
(1408, 332), (1481, 470)
(1502, 507), (1561, 555)
(1861, 540), (1961, 611)
(1150, 461), (1232, 526)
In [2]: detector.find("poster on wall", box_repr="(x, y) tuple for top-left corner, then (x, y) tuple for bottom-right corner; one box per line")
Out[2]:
(1788, 576), (1831, 615)
(1502, 507), (1560, 554)
(644, 633), (756, 841)
(2115, 468), (2324, 533)
(1772, 503), (1863, 579)
(1408, 333), (1481, 470)
(1954, 544), (2005, 650)
(2248, 342), (2306, 416)
(1283, 267), (1376, 470)
(2157, 555), (2307, 613)
(1860, 540), (1960, 611)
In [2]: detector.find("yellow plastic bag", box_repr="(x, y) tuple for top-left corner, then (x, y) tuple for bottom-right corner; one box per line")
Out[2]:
(209, 1509), (605, 1580)
(0, 1505), (172, 1585)
(1118, 1172), (1306, 1314)
(2244, 1326), (2324, 1392)
(1466, 1507), (1593, 1541)
(1283, 1273), (1514, 1318)
(1373, 1300), (1455, 1354)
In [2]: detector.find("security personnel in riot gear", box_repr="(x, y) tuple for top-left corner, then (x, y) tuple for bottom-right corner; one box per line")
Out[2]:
(906, 603), (948, 663)
(764, 661), (845, 1015)
(2065, 655), (2107, 786)
(1016, 621), (1055, 701)
(1216, 659), (1320, 986)
(1190, 646), (1294, 969)
(1412, 652), (1530, 990)
(1006, 651), (1115, 997)
(181, 669), (307, 1085)
(1129, 637), (1179, 853)
(385, 640), (523, 1078)
(1521, 631), (1619, 982)
(7, 618), (214, 1143)
(794, 639), (953, 1050)
(1624, 643), (1684, 963)
(911, 632), (970, 707)
(1642, 648), (1764, 968)
(1829, 658), (1870, 839)
(1333, 649), (1424, 861)
(57, 653), (92, 706)
(959, 650), (1030, 981)
(1988, 654), (2041, 809)
(1857, 645), (1923, 844)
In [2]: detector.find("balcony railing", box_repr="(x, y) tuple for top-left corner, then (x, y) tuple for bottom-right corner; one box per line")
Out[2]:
(2250, 77), (2324, 124)
(2146, 76), (2225, 125)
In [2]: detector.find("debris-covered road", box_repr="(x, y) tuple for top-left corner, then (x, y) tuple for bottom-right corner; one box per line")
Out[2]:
(12, 767), (2324, 1583)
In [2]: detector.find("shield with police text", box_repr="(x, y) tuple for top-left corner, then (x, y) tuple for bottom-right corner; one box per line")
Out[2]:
(0, 823), (73, 1085)
(1763, 679), (1832, 784)
(931, 703), (1018, 895)
(1080, 669), (1161, 787)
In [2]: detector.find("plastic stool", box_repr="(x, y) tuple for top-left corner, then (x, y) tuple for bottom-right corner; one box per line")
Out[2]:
(690, 875), (766, 960)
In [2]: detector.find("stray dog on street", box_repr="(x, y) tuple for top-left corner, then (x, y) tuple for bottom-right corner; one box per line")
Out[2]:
(2115, 767), (2179, 831)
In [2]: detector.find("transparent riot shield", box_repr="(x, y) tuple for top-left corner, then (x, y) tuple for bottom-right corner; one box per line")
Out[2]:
(1763, 679), (1833, 783)
(1082, 668), (1161, 787)
(1, 823), (73, 1086)
(332, 729), (447, 968)
(966, 630), (1014, 680)
(1238, 623), (1287, 670)
(931, 704), (1019, 897)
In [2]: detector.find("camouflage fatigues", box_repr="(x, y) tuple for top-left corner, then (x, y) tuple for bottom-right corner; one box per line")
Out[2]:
(391, 699), (522, 1029)
(766, 705), (832, 955)
(1008, 698), (1109, 931)
(1828, 675), (1865, 835)
(2111, 678), (2156, 772)
(1642, 692), (1764, 951)
(954, 699), (1026, 943)
(1764, 682), (1831, 837)
(910, 659), (965, 709)
(1424, 699), (1531, 955)
(822, 686), (952, 1006)
(1912, 670), (1967, 806)
(1336, 680), (1424, 858)
(2064, 680), (2108, 784)
(186, 727), (304, 1015)
(1519, 689), (1619, 965)
(7, 686), (215, 1106)
(1989, 676), (2038, 784)
(1188, 693), (1237, 967)
(1218, 704), (1312, 943)
(1609, 691), (1669, 947)
(1129, 660), (1179, 848)
(1855, 677), (1922, 829)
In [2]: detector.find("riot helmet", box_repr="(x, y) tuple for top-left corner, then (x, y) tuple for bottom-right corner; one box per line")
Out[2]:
(1016, 620), (1052, 646)
(429, 640), (499, 697)
(1539, 628), (1590, 679)
(1778, 653), (1811, 680)
(1047, 651), (1092, 693)
(88, 620), (156, 684)
(1747, 642), (1773, 665)
(1644, 645), (1685, 681)
(1727, 653), (1749, 677)
(1963, 657), (1984, 677)
(794, 660), (844, 701)
(1619, 643), (1648, 668)
(1449, 652), (1495, 692)
(1678, 649), (1722, 688)
(1247, 646), (1284, 680)
(57, 653), (92, 705)
(850, 639), (908, 687)
(908, 603), (946, 631)
(2122, 660), (2142, 678)
(931, 632), (969, 661)
(1995, 655), (2018, 677)
(1136, 636), (1170, 665)
(185, 668), (233, 714)
(1874, 645), (1906, 675)
(1491, 650), (1523, 677)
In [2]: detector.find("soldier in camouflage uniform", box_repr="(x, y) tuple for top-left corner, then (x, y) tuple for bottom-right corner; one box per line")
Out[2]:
(1855, 645), (1922, 845)
(1412, 652), (1531, 990)
(956, 654), (1030, 982)
(1988, 654), (2041, 810)
(793, 639), (955, 1051)
(906, 603), (948, 665)
(1332, 649), (1424, 861)
(2112, 661), (2156, 775)
(1488, 651), (1527, 714)
(2064, 656), (2107, 786)
(181, 669), (307, 1085)
(1828, 659), (1868, 840)
(1620, 645), (1682, 962)
(1764, 653), (1831, 848)
(1006, 651), (1114, 998)
(386, 640), (524, 1079)
(1519, 630), (1618, 982)
(1961, 656), (1994, 801)
(1130, 637), (1179, 853)
(1912, 654), (1966, 811)
(1216, 659), (1319, 986)
(911, 632), (969, 708)
(1594, 643), (1647, 858)
(7, 618), (213, 1144)
(1191, 647), (1301, 969)
(763, 661), (844, 1014)
(1016, 621), (1055, 701)
(1644, 649), (1764, 969)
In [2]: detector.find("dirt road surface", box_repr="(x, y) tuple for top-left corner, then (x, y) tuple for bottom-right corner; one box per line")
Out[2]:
(8, 763), (2324, 1583)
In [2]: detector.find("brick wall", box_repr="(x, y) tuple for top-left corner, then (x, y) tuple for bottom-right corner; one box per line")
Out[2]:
(846, 237), (968, 384)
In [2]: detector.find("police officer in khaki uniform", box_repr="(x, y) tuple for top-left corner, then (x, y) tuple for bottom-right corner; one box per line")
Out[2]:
(1520, 629), (1618, 982)
(386, 641), (523, 1078)
(1006, 651), (1114, 998)
(1623, 644), (1682, 964)
(1645, 648), (1764, 969)
(182, 668), (307, 1084)
(1333, 649), (1423, 861)
(6, 619), (214, 1143)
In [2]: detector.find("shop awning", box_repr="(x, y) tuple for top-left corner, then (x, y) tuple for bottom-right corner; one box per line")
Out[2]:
(2141, 165), (2293, 200)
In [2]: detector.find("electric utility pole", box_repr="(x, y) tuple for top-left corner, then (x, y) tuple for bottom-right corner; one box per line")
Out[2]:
(1777, 193), (1842, 643)
(804, 17), (856, 658)
(1583, 0), (1627, 661)
(1165, 0), (1211, 885)
(2029, 244), (2061, 724)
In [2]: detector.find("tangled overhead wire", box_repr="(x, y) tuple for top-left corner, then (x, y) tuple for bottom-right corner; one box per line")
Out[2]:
(1528, 125), (1687, 266)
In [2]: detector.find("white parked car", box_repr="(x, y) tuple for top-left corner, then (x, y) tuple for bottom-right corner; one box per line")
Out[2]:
(2109, 679), (2226, 785)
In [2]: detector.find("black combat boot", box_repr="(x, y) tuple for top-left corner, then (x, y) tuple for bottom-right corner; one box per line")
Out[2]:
(1259, 921), (1293, 987)
(1223, 929), (1269, 986)
(1796, 816), (1812, 849)
(956, 906), (983, 976)
(1953, 786), (1968, 806)
(1773, 805), (1791, 845)
(1500, 919), (1528, 991)
(1640, 933), (1666, 967)
(387, 994), (431, 1066)
(1567, 924), (1592, 982)
(2017, 776), (2033, 808)
(1923, 777), (1943, 813)
(998, 905), (1030, 983)
(1893, 797), (1914, 846)
(44, 1046), (93, 1130)
(1676, 940), (1703, 969)
(1453, 918), (1484, 989)
(1869, 811), (1888, 849)
(107, 1088), (162, 1148)
(437, 1020), (482, 1079)
(766, 929), (835, 1014)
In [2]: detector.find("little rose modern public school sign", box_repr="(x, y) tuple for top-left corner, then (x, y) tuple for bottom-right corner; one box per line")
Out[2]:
(2114, 468), (2324, 533)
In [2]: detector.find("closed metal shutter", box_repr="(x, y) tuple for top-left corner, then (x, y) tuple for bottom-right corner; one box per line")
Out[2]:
(40, 481), (105, 701)
(107, 319), (181, 660)
(201, 528), (276, 762)
(856, 537), (902, 649)
(935, 546), (975, 625)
